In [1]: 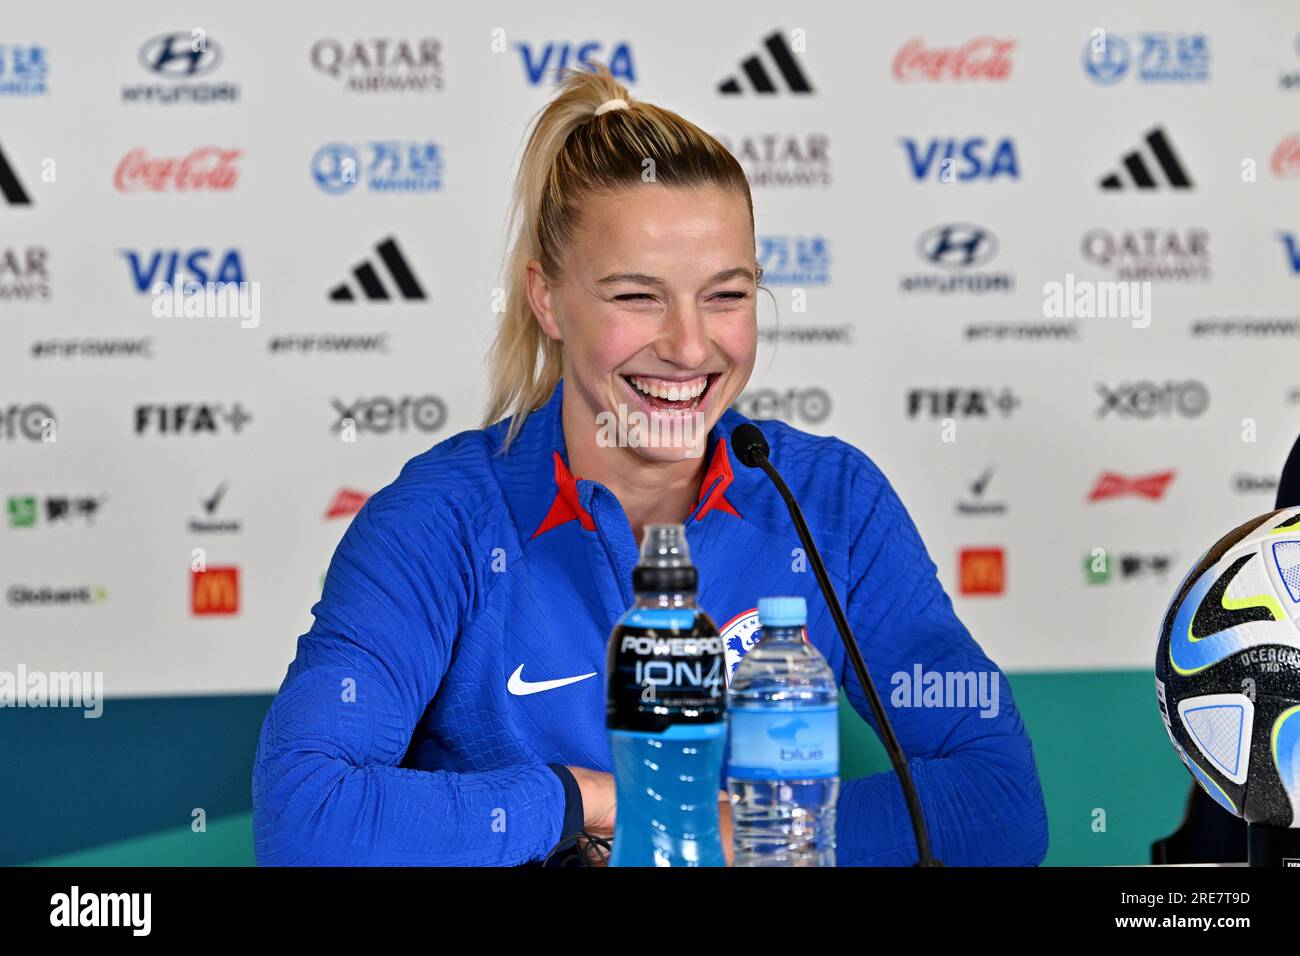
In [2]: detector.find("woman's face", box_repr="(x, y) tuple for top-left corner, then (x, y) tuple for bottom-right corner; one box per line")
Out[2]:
(528, 183), (758, 463)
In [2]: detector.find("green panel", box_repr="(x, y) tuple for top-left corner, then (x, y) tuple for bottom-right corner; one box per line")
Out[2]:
(27, 812), (256, 867)
(10, 671), (1198, 867)
(837, 671), (1193, 866)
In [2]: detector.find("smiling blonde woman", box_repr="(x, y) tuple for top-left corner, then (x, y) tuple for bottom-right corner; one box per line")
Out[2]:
(252, 64), (1049, 867)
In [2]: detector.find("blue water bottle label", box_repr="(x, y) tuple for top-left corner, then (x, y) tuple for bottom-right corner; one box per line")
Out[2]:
(728, 704), (839, 780)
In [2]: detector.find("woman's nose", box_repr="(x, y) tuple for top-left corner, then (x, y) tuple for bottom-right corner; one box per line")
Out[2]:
(657, 302), (710, 369)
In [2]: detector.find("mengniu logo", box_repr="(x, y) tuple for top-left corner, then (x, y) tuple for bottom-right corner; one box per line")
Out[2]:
(192, 566), (239, 615)
(8, 495), (104, 527)
(122, 248), (245, 292)
(0, 43), (48, 96)
(718, 30), (812, 94)
(515, 41), (635, 87)
(900, 137), (1019, 181)
(1088, 470), (1176, 502)
(1098, 127), (1192, 190)
(123, 32), (238, 104)
(959, 548), (1004, 596)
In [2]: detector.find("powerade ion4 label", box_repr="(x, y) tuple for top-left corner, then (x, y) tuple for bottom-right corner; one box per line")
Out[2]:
(728, 704), (839, 779)
(606, 607), (726, 733)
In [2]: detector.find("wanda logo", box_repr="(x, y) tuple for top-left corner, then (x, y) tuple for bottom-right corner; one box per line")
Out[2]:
(114, 146), (242, 192)
(893, 37), (1015, 81)
(1272, 134), (1300, 177)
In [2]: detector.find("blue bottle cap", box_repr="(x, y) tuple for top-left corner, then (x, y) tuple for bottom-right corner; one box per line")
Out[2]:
(757, 595), (806, 628)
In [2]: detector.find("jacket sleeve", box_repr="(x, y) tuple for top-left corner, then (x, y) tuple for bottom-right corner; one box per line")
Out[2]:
(251, 493), (572, 866)
(831, 453), (1049, 866)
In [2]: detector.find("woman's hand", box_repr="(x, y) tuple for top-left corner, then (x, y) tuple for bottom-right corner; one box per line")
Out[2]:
(566, 766), (616, 865)
(719, 791), (735, 866)
(565, 768), (736, 866)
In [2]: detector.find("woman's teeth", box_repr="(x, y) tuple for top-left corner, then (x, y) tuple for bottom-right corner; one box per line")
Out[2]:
(627, 375), (709, 403)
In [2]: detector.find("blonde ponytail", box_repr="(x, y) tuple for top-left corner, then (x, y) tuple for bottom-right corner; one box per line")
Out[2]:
(484, 63), (753, 452)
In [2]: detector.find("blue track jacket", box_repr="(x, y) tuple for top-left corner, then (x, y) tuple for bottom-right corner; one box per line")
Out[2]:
(252, 377), (1049, 866)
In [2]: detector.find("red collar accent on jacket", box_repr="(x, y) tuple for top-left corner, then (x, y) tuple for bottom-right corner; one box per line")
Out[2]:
(529, 451), (596, 539)
(693, 437), (742, 522)
(529, 438), (742, 540)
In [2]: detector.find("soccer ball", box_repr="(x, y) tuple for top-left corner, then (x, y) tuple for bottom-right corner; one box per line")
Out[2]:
(1155, 507), (1300, 828)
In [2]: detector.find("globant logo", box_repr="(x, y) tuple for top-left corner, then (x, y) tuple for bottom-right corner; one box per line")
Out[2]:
(7, 584), (108, 606)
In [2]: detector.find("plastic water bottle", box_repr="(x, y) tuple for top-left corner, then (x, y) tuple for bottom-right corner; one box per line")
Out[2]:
(727, 595), (839, 866)
(606, 524), (727, 867)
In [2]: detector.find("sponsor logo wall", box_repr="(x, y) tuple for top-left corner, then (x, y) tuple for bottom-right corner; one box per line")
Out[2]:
(4, 3), (1299, 692)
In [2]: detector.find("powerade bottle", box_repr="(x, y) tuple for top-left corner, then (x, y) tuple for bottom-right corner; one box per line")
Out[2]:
(606, 524), (727, 867)
(727, 595), (839, 866)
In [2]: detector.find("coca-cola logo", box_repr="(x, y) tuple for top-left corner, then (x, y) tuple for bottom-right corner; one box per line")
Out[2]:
(893, 37), (1015, 81)
(1272, 134), (1300, 177)
(114, 147), (242, 192)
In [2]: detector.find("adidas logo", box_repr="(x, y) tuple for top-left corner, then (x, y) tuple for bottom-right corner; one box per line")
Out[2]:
(329, 237), (427, 302)
(1099, 127), (1193, 190)
(0, 142), (32, 206)
(718, 31), (813, 94)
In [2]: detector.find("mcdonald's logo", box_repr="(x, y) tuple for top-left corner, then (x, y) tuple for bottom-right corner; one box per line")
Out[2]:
(192, 566), (239, 615)
(959, 548), (1004, 596)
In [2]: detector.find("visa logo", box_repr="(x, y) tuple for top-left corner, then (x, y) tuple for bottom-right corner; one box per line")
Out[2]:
(1281, 233), (1300, 273)
(901, 137), (1020, 181)
(515, 41), (635, 86)
(121, 248), (246, 292)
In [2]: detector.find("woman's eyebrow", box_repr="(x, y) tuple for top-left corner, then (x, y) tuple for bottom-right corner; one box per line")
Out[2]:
(595, 266), (756, 287)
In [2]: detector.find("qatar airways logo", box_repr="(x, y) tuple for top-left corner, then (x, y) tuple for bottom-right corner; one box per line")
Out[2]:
(893, 37), (1015, 81)
(114, 146), (241, 192)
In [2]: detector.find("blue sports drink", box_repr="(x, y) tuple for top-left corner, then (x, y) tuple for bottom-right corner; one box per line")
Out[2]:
(606, 524), (727, 867)
(727, 595), (839, 866)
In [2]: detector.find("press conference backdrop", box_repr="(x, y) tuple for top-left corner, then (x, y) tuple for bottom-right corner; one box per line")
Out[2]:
(4, 0), (1299, 866)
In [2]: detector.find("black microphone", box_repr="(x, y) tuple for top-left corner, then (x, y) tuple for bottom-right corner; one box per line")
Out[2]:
(730, 423), (941, 866)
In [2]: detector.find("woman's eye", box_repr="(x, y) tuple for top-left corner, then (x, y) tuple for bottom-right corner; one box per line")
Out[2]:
(713, 291), (750, 301)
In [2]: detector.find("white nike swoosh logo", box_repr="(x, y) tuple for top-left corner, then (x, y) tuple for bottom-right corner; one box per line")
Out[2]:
(507, 664), (597, 696)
